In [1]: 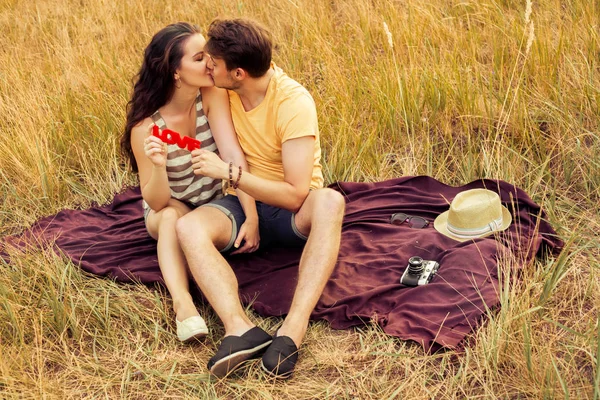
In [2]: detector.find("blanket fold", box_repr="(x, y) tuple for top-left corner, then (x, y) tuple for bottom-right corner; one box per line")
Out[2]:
(0, 176), (563, 351)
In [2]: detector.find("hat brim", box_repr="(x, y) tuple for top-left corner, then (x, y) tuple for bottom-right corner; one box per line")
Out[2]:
(433, 206), (512, 242)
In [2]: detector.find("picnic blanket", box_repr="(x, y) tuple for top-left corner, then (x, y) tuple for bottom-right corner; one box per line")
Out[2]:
(0, 176), (563, 351)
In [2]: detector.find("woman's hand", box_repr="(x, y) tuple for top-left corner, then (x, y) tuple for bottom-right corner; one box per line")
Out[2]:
(191, 149), (229, 179)
(144, 124), (167, 168)
(231, 218), (260, 254)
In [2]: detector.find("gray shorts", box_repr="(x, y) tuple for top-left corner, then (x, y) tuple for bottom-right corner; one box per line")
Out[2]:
(202, 195), (308, 253)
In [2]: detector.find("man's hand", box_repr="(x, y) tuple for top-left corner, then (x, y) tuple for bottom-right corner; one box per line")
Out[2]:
(191, 149), (229, 179)
(231, 218), (260, 254)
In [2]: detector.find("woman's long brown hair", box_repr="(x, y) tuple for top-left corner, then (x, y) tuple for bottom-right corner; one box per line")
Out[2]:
(121, 22), (200, 173)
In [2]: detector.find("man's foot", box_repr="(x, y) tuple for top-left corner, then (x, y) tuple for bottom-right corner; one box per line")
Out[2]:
(207, 327), (273, 377)
(176, 316), (208, 342)
(261, 335), (299, 379)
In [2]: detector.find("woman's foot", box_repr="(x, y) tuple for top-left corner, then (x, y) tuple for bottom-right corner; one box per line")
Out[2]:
(176, 315), (209, 342)
(173, 297), (208, 342)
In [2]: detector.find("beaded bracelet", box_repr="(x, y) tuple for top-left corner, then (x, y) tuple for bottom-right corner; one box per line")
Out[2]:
(233, 166), (242, 189)
(228, 162), (234, 188)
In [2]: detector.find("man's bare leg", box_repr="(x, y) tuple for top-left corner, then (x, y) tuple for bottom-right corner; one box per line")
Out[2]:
(175, 206), (254, 337)
(177, 205), (275, 376)
(276, 188), (346, 346)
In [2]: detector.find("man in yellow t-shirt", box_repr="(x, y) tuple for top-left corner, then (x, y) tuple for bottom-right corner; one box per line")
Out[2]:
(178, 18), (345, 379)
(228, 62), (324, 189)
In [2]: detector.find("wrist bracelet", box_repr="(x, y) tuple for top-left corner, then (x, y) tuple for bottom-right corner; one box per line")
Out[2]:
(228, 162), (234, 189)
(233, 166), (242, 189)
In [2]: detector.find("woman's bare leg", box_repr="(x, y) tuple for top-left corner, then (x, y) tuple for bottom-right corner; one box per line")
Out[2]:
(146, 201), (199, 322)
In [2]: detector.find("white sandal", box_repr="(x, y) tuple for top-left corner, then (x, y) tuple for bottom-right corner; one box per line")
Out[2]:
(176, 315), (209, 342)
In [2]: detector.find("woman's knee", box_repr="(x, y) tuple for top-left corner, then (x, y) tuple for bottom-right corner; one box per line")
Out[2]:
(147, 206), (180, 238)
(159, 206), (182, 224)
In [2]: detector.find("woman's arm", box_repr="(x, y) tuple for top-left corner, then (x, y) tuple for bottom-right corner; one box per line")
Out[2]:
(131, 118), (171, 211)
(202, 86), (259, 253)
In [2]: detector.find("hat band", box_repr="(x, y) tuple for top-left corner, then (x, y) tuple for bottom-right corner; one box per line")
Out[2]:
(446, 216), (503, 239)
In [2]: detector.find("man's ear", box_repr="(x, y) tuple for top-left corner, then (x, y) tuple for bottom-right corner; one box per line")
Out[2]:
(233, 68), (246, 81)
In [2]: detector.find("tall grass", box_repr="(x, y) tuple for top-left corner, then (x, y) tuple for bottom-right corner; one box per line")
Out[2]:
(1, 0), (599, 397)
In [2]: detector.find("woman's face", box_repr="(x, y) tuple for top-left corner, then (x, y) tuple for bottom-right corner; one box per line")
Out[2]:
(176, 34), (214, 88)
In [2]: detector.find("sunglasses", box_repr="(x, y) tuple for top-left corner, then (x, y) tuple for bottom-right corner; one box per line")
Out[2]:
(390, 212), (430, 229)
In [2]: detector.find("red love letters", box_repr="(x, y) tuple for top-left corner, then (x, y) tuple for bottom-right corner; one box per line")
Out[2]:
(152, 125), (201, 151)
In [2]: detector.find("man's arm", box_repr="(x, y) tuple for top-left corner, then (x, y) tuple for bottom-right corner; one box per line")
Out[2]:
(192, 87), (318, 212)
(234, 135), (315, 212)
(202, 86), (259, 253)
(191, 135), (315, 213)
(202, 86), (258, 220)
(225, 89), (318, 211)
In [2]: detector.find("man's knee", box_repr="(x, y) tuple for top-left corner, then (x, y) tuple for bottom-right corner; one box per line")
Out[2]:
(295, 189), (346, 234)
(176, 211), (208, 244)
(328, 189), (346, 215)
(303, 189), (345, 226)
(314, 188), (345, 215)
(175, 207), (233, 249)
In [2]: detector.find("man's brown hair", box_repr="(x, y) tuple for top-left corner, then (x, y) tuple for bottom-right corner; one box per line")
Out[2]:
(205, 18), (272, 78)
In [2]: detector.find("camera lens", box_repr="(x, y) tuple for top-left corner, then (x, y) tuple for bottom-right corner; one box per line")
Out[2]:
(407, 256), (424, 275)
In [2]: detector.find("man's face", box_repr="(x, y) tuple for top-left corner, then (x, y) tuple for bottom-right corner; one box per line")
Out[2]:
(206, 55), (240, 90)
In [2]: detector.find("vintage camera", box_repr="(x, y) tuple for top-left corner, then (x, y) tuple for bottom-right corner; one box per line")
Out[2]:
(400, 256), (440, 286)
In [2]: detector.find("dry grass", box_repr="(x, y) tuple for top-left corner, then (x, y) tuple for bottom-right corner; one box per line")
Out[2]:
(1, 0), (599, 398)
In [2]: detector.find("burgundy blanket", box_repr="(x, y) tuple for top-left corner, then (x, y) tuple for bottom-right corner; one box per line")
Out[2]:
(0, 176), (562, 351)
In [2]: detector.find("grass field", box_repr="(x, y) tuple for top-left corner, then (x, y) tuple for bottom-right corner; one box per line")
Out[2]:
(1, 0), (599, 398)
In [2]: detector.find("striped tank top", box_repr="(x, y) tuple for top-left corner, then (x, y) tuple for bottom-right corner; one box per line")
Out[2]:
(143, 92), (223, 211)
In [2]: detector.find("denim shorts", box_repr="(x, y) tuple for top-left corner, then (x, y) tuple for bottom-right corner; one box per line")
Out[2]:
(202, 195), (308, 253)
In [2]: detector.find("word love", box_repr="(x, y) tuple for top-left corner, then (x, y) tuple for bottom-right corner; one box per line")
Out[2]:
(152, 125), (201, 151)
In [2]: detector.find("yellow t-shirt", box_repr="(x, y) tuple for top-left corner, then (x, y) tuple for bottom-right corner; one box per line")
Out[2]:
(228, 64), (324, 190)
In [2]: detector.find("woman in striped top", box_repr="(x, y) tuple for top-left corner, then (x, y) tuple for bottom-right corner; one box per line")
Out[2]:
(120, 23), (259, 342)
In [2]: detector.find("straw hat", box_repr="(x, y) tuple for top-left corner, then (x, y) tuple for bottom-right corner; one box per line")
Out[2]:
(434, 189), (512, 242)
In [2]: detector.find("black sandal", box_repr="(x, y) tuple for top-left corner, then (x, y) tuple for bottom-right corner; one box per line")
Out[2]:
(208, 327), (273, 377)
(261, 335), (299, 379)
